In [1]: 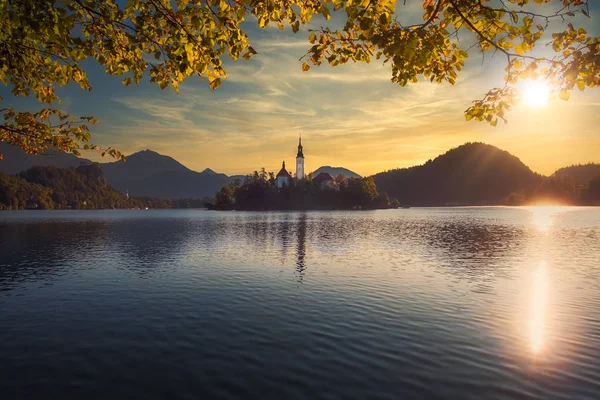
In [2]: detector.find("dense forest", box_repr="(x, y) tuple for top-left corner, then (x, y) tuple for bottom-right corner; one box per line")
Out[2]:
(373, 143), (542, 205)
(214, 169), (398, 211)
(552, 163), (600, 185)
(0, 165), (212, 210)
(373, 143), (600, 206)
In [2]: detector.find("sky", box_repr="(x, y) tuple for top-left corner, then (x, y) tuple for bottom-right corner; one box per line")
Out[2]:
(2, 1), (600, 176)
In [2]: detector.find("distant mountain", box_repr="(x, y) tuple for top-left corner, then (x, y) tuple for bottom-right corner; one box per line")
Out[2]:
(6, 142), (596, 203)
(201, 168), (218, 175)
(372, 142), (542, 205)
(229, 175), (246, 182)
(102, 150), (231, 199)
(0, 146), (233, 199)
(312, 166), (361, 179)
(0, 143), (91, 174)
(552, 163), (600, 185)
(103, 149), (190, 181)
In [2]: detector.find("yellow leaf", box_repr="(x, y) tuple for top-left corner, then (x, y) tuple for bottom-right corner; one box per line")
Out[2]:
(512, 60), (524, 69)
(302, 62), (310, 71)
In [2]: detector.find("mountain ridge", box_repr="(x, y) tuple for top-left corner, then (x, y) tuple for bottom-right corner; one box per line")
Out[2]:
(2, 142), (598, 203)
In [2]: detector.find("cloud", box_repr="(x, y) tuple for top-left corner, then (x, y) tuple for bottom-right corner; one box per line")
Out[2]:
(112, 97), (191, 123)
(253, 38), (312, 49)
(223, 97), (317, 116)
(93, 14), (600, 177)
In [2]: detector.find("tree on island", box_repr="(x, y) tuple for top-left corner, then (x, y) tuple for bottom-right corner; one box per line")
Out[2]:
(214, 169), (398, 210)
(1, 0), (598, 158)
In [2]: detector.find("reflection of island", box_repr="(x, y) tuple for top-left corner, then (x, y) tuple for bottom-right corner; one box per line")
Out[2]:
(295, 214), (307, 281)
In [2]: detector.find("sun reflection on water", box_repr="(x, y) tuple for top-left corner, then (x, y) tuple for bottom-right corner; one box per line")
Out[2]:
(530, 261), (548, 354)
(530, 206), (558, 233)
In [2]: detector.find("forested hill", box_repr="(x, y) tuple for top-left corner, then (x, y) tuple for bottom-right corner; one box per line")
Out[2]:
(372, 143), (542, 205)
(0, 164), (134, 210)
(552, 164), (600, 185)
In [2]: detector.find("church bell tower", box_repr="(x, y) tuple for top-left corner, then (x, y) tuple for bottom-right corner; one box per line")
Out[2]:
(296, 134), (304, 180)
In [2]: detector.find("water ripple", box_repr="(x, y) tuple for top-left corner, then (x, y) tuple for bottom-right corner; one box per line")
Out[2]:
(1, 208), (600, 399)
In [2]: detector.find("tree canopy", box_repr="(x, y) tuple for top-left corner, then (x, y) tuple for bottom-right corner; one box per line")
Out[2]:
(0, 0), (597, 157)
(213, 168), (395, 210)
(0, 164), (214, 210)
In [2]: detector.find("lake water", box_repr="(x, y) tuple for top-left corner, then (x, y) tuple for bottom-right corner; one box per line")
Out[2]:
(1, 207), (599, 399)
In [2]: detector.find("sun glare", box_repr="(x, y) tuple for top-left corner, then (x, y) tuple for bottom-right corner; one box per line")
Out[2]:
(530, 206), (558, 233)
(523, 81), (550, 108)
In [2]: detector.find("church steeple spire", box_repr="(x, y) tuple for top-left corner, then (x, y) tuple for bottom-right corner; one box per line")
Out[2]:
(297, 133), (304, 158)
(296, 133), (305, 180)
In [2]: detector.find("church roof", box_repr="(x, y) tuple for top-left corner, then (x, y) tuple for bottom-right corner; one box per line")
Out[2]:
(313, 172), (333, 183)
(276, 161), (291, 178)
(277, 168), (291, 178)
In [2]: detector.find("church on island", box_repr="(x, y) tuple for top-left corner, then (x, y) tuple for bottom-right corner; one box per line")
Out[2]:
(276, 136), (304, 188)
(275, 135), (334, 189)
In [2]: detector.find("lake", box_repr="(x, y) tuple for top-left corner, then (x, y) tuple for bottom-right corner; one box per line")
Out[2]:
(1, 207), (599, 399)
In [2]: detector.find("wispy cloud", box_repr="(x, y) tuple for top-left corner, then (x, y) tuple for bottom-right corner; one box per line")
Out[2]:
(87, 16), (600, 176)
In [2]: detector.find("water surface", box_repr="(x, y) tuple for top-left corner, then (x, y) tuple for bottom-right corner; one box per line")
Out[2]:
(1, 208), (599, 399)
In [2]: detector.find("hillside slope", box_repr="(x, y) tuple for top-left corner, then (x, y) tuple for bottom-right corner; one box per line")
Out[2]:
(0, 164), (133, 209)
(372, 143), (542, 205)
(552, 163), (600, 185)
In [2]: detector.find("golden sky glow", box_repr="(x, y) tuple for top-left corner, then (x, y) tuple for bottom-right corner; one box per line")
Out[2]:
(87, 35), (600, 177)
(8, 2), (598, 177)
(92, 64), (600, 177)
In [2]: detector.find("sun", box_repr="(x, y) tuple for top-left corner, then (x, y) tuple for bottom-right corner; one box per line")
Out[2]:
(523, 81), (550, 108)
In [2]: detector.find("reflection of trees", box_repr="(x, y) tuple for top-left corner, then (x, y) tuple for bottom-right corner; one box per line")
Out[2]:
(278, 213), (293, 264)
(0, 210), (531, 292)
(404, 219), (527, 282)
(295, 213), (307, 282)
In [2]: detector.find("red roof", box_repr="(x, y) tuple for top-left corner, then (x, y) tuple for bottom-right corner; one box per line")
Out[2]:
(276, 168), (291, 178)
(313, 172), (333, 183)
